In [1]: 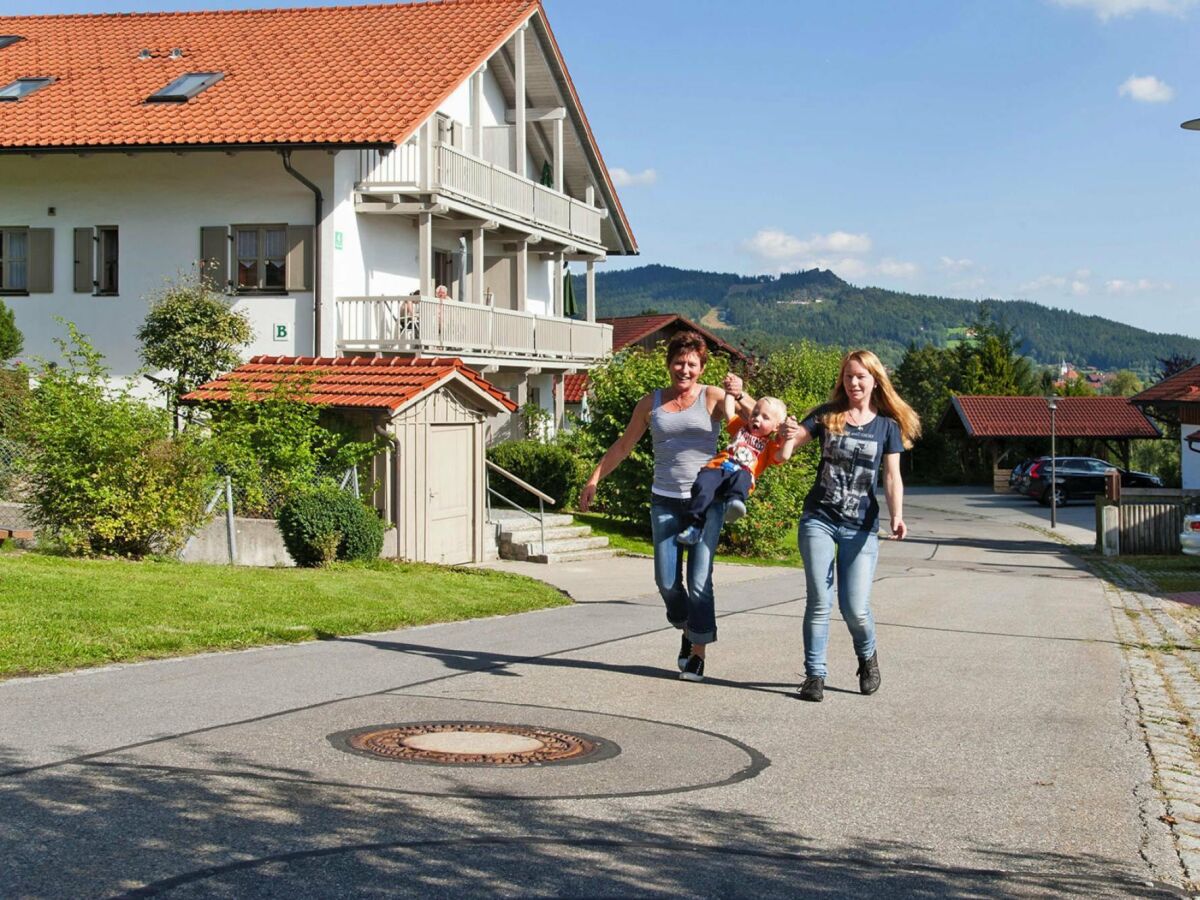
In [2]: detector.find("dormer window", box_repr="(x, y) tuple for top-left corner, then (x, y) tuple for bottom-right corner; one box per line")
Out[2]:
(0, 77), (53, 101)
(146, 71), (222, 103)
(0, 36), (23, 50)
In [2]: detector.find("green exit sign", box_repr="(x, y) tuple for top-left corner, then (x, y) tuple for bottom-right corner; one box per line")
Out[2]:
(273, 324), (289, 342)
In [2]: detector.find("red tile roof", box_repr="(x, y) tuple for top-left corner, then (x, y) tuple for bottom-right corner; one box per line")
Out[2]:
(599, 313), (748, 362)
(564, 372), (588, 403)
(1131, 363), (1200, 405)
(942, 396), (1159, 439)
(0, 1), (533, 148)
(183, 354), (517, 412)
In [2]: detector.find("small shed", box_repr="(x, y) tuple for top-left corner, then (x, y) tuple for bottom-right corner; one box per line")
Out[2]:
(938, 395), (1160, 490)
(1131, 363), (1200, 493)
(186, 355), (516, 564)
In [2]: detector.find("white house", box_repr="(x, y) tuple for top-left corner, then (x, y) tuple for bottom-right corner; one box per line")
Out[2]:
(0, 0), (637, 438)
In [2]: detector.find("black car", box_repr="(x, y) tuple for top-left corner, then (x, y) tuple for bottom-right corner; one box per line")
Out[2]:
(1009, 458), (1035, 489)
(1022, 456), (1162, 506)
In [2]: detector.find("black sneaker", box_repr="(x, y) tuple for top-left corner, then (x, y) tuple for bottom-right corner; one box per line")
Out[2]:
(798, 676), (824, 702)
(680, 654), (705, 682)
(678, 633), (692, 671)
(857, 651), (880, 695)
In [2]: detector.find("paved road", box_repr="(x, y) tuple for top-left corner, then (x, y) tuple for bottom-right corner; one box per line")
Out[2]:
(0, 491), (1187, 897)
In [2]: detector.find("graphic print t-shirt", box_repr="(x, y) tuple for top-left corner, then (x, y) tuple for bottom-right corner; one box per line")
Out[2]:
(801, 408), (903, 531)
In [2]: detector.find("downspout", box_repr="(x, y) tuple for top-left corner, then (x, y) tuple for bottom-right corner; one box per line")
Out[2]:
(280, 149), (323, 356)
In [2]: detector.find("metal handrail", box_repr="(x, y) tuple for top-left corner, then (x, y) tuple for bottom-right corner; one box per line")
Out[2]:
(484, 460), (556, 557)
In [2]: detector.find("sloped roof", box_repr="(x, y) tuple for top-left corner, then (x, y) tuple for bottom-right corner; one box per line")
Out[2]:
(1131, 363), (1200, 405)
(564, 372), (587, 403)
(940, 395), (1159, 439)
(599, 313), (748, 362)
(183, 354), (517, 413)
(0, 0), (533, 149)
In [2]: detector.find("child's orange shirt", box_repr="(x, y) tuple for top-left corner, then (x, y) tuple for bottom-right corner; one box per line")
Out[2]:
(705, 416), (784, 487)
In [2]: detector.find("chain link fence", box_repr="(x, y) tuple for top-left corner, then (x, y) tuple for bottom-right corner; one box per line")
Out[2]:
(0, 436), (28, 504)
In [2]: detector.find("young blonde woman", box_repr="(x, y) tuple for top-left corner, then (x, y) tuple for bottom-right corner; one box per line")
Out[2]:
(779, 349), (921, 702)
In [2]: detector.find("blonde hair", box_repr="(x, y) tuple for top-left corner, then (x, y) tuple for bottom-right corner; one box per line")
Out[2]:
(755, 396), (786, 421)
(822, 349), (921, 449)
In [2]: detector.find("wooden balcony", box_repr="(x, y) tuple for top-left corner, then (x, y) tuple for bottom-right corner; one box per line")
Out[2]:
(355, 139), (604, 247)
(336, 296), (612, 366)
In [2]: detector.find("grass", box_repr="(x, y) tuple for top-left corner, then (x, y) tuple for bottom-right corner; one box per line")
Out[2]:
(572, 512), (802, 568)
(0, 549), (570, 679)
(1116, 555), (1200, 595)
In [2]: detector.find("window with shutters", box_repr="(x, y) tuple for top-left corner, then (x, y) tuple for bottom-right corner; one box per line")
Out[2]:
(97, 226), (118, 295)
(0, 227), (28, 293)
(234, 225), (286, 292)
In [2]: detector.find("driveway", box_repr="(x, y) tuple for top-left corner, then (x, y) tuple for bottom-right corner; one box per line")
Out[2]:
(0, 490), (1187, 897)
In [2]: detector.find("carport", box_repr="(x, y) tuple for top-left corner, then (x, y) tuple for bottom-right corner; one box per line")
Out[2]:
(937, 395), (1160, 491)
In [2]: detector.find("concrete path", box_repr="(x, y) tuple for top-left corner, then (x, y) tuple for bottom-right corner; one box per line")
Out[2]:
(0, 491), (1189, 898)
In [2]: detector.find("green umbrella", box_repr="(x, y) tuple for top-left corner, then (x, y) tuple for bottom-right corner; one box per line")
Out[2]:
(540, 160), (553, 187)
(563, 265), (578, 317)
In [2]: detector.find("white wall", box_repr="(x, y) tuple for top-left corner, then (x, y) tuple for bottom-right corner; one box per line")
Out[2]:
(0, 150), (332, 375)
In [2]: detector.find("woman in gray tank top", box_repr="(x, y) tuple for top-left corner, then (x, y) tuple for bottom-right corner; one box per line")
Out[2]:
(580, 331), (755, 683)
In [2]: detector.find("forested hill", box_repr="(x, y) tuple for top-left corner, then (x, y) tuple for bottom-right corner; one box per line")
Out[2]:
(581, 264), (1200, 373)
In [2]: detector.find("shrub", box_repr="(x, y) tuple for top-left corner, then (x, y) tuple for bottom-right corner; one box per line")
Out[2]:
(277, 484), (385, 567)
(20, 323), (214, 557)
(0, 299), (22, 362)
(487, 440), (583, 511)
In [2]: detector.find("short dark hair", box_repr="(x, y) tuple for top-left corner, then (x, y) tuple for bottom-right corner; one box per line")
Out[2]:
(666, 330), (709, 367)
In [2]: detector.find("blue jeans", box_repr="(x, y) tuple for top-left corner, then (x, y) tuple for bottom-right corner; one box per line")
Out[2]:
(798, 515), (880, 678)
(650, 495), (724, 644)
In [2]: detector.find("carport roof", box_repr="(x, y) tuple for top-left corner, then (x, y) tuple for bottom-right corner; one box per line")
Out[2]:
(939, 395), (1160, 439)
(183, 355), (517, 414)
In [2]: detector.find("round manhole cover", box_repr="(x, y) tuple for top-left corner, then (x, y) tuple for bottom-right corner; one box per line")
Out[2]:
(330, 722), (616, 767)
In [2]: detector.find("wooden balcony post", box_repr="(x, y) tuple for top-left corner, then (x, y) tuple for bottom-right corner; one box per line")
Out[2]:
(418, 212), (433, 295)
(586, 259), (596, 323)
(420, 122), (434, 191)
(553, 249), (564, 317)
(471, 66), (485, 158)
(472, 226), (486, 306)
(514, 24), (527, 178)
(585, 185), (594, 206)
(516, 238), (529, 313)
(553, 117), (564, 192)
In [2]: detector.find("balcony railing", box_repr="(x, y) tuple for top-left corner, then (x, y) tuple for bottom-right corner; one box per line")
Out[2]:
(336, 296), (612, 364)
(355, 140), (604, 246)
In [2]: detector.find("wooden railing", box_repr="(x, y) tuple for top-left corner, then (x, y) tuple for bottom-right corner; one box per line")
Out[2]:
(355, 139), (603, 245)
(336, 296), (612, 363)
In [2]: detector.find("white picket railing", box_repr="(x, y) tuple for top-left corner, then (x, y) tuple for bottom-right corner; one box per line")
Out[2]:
(356, 139), (604, 246)
(336, 296), (612, 363)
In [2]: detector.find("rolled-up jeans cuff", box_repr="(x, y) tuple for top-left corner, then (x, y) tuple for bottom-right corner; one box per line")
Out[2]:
(686, 626), (716, 645)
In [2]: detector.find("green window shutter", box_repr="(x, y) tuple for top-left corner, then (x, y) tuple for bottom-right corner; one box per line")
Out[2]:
(74, 227), (94, 293)
(285, 225), (313, 292)
(200, 226), (230, 290)
(28, 228), (53, 293)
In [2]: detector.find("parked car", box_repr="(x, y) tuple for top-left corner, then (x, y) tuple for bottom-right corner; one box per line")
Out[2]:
(1022, 456), (1163, 507)
(1009, 458), (1035, 490)
(1182, 514), (1200, 557)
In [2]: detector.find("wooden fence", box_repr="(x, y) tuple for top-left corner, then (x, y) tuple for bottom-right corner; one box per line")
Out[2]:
(1095, 489), (1199, 556)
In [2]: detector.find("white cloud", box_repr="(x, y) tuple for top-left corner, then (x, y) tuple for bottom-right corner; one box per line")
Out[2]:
(1050, 0), (1199, 20)
(938, 256), (975, 272)
(1104, 278), (1173, 293)
(950, 277), (987, 292)
(1118, 74), (1175, 103)
(878, 258), (920, 278)
(1019, 274), (1069, 293)
(743, 228), (872, 262)
(1071, 280), (1091, 296)
(608, 167), (657, 187)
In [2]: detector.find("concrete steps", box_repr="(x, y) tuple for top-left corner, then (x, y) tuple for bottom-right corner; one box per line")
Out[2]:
(488, 509), (616, 564)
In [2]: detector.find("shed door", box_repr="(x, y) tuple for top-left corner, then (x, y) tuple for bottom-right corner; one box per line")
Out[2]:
(426, 425), (474, 564)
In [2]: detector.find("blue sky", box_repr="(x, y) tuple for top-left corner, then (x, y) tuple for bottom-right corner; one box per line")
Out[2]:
(8, 0), (1200, 339)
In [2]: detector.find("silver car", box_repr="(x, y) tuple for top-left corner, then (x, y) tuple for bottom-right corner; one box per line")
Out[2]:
(1182, 514), (1200, 557)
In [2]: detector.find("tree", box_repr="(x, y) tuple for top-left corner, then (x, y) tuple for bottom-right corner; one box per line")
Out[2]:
(0, 299), (22, 361)
(137, 274), (253, 430)
(1056, 376), (1097, 397)
(1103, 370), (1143, 397)
(1156, 353), (1197, 382)
(952, 311), (1038, 396)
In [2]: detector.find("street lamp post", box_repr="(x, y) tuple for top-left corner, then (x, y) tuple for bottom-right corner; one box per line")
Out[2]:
(1047, 396), (1058, 529)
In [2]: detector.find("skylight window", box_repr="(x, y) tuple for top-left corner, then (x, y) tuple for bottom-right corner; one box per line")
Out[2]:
(146, 71), (223, 103)
(0, 36), (23, 50)
(0, 77), (53, 102)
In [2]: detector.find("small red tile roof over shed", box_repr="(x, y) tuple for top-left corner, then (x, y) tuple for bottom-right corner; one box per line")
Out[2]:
(183, 355), (516, 413)
(942, 396), (1159, 439)
(0, 0), (533, 149)
(1130, 363), (1200, 405)
(564, 373), (588, 403)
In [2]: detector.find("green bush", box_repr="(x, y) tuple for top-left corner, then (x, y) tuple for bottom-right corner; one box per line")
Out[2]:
(19, 323), (214, 557)
(0, 299), (22, 362)
(487, 440), (584, 511)
(277, 484), (386, 567)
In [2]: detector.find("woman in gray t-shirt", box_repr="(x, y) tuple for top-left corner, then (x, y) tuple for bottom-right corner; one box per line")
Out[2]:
(779, 349), (921, 703)
(580, 331), (752, 683)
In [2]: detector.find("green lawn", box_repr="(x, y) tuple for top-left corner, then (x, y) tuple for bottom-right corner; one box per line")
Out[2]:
(573, 512), (802, 568)
(1110, 554), (1200, 595)
(0, 550), (569, 679)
